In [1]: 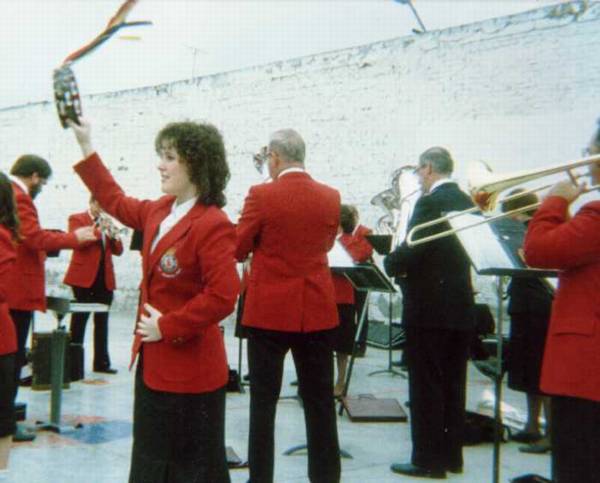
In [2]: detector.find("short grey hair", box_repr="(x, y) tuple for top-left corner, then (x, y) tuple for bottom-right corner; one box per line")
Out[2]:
(419, 146), (454, 175)
(269, 129), (305, 164)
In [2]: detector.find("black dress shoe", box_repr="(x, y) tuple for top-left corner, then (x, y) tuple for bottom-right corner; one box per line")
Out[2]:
(94, 367), (118, 375)
(18, 376), (32, 387)
(354, 343), (367, 358)
(446, 464), (463, 474)
(511, 430), (542, 444)
(391, 360), (408, 370)
(390, 462), (446, 479)
(13, 425), (36, 442)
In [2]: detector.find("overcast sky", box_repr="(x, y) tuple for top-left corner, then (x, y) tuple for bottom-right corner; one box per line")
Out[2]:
(0, 0), (564, 109)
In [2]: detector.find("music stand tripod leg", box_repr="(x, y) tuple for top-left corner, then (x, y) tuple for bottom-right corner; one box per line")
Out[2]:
(368, 292), (404, 378)
(283, 443), (353, 459)
(492, 276), (505, 483)
(237, 336), (247, 392)
(338, 290), (370, 416)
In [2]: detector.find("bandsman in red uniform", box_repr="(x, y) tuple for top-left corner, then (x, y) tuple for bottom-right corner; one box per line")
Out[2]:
(0, 173), (19, 476)
(236, 129), (341, 483)
(7, 155), (96, 442)
(64, 197), (124, 374)
(69, 118), (240, 483)
(332, 204), (373, 396)
(524, 122), (600, 483)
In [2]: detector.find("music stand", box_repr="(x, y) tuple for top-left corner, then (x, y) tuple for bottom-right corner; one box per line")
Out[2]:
(449, 213), (557, 483)
(365, 234), (392, 256)
(363, 235), (404, 378)
(335, 264), (406, 422)
(36, 297), (109, 434)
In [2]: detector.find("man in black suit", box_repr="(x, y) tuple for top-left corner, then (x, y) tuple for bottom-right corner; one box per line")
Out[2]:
(384, 147), (476, 479)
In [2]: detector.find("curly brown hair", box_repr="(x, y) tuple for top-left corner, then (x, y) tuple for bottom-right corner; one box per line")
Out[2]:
(0, 172), (20, 240)
(340, 204), (358, 234)
(154, 122), (230, 208)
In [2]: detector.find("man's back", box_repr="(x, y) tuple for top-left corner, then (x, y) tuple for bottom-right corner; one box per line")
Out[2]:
(236, 171), (340, 332)
(391, 182), (476, 330)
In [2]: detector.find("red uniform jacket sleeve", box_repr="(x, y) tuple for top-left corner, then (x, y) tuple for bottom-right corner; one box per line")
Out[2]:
(74, 152), (153, 231)
(67, 213), (99, 248)
(524, 196), (600, 269)
(235, 185), (262, 262)
(14, 186), (79, 252)
(0, 227), (17, 355)
(340, 225), (373, 263)
(0, 230), (16, 302)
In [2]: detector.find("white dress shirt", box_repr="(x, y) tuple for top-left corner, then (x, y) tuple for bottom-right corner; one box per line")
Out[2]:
(151, 197), (198, 252)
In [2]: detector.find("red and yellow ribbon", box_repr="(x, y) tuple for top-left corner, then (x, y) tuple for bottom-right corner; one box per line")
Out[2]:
(62, 0), (151, 66)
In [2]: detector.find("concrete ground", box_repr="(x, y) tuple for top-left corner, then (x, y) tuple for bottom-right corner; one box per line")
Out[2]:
(6, 308), (551, 483)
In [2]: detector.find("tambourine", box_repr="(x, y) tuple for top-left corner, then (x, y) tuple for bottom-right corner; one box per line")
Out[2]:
(53, 64), (82, 129)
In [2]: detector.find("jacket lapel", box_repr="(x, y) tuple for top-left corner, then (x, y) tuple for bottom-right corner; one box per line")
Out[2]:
(141, 202), (171, 277)
(145, 202), (209, 275)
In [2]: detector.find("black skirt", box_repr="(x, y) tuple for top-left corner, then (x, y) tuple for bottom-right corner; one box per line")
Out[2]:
(332, 304), (357, 355)
(129, 367), (230, 483)
(0, 352), (16, 437)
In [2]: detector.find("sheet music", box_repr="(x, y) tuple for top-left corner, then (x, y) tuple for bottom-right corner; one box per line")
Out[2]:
(448, 212), (515, 271)
(68, 302), (110, 313)
(328, 240), (355, 268)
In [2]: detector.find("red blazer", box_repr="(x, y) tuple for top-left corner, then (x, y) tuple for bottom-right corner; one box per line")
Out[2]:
(63, 211), (123, 291)
(0, 226), (17, 356)
(524, 196), (600, 402)
(75, 153), (240, 394)
(334, 225), (374, 305)
(340, 224), (373, 263)
(7, 183), (79, 311)
(332, 273), (354, 305)
(236, 171), (340, 332)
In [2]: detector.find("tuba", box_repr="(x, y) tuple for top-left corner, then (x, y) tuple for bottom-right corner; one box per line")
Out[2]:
(371, 165), (421, 251)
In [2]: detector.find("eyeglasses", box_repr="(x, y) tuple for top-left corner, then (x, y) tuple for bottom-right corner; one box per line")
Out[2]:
(582, 146), (600, 157)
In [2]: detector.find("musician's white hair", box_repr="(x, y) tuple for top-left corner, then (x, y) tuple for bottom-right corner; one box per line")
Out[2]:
(269, 129), (305, 164)
(419, 146), (453, 175)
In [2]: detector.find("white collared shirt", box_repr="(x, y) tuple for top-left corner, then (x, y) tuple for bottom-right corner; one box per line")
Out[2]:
(277, 167), (305, 179)
(89, 209), (105, 247)
(428, 177), (455, 194)
(9, 175), (28, 195)
(151, 197), (198, 252)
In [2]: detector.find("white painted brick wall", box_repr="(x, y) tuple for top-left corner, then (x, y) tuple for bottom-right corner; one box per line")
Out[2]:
(1, 1), (599, 311)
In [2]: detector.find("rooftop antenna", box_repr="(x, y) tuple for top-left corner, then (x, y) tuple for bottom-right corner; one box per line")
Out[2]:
(394, 0), (427, 33)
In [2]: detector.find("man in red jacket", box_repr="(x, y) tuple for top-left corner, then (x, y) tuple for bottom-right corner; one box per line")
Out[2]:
(64, 197), (123, 374)
(524, 126), (600, 483)
(236, 129), (341, 483)
(7, 155), (95, 441)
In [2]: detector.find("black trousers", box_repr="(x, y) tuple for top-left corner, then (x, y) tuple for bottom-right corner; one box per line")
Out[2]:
(0, 353), (16, 437)
(405, 326), (471, 471)
(69, 267), (113, 370)
(246, 327), (340, 483)
(9, 309), (33, 398)
(552, 395), (600, 483)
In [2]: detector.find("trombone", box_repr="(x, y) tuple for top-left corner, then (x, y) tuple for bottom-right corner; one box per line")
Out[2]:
(405, 154), (600, 247)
